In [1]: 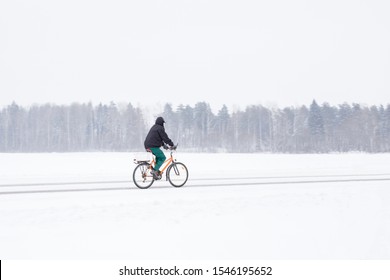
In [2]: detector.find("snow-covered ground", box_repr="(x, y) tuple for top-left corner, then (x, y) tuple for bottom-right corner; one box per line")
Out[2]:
(1, 152), (390, 259)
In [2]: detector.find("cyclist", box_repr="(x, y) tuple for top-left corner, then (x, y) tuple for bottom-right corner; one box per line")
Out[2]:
(144, 116), (176, 179)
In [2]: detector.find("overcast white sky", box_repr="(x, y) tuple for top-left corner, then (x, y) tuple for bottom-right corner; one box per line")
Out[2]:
(1, 0), (389, 111)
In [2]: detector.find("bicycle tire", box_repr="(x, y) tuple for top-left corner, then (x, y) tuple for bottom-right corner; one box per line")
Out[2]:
(167, 162), (188, 187)
(133, 163), (154, 189)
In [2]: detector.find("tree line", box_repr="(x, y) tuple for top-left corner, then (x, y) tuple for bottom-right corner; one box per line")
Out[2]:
(1, 101), (390, 153)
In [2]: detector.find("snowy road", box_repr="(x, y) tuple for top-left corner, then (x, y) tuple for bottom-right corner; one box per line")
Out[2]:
(1, 152), (390, 259)
(1, 173), (390, 195)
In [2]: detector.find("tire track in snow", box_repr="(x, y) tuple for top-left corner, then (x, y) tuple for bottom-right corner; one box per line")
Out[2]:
(188, 177), (390, 188)
(1, 174), (390, 195)
(2, 172), (390, 188)
(0, 180), (130, 188)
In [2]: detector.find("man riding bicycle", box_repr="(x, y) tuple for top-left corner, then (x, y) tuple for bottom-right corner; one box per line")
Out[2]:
(144, 117), (176, 180)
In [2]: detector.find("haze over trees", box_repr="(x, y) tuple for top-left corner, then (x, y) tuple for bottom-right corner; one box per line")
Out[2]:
(1, 101), (389, 153)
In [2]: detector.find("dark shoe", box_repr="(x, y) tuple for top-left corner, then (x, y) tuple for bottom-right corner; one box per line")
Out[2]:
(151, 170), (161, 180)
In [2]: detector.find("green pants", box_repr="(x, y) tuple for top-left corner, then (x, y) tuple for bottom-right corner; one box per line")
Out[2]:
(149, 147), (166, 171)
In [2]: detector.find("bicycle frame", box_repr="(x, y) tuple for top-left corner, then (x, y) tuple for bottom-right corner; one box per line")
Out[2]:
(149, 150), (175, 178)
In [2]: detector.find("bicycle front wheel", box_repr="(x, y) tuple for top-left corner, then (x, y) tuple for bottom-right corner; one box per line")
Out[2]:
(133, 163), (154, 189)
(167, 162), (188, 187)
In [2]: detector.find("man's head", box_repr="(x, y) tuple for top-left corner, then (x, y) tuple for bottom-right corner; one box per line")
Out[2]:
(155, 117), (165, 126)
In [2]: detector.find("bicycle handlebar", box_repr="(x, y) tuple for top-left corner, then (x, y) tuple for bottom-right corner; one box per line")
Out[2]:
(163, 143), (178, 150)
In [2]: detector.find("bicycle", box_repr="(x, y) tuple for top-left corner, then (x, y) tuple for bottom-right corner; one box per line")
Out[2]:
(132, 146), (189, 189)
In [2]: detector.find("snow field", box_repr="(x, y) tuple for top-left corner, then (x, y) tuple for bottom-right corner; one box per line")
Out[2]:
(0, 152), (390, 259)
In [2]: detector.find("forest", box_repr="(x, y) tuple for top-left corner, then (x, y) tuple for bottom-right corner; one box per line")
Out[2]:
(1, 100), (390, 153)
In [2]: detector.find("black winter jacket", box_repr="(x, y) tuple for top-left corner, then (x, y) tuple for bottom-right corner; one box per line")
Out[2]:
(144, 117), (174, 149)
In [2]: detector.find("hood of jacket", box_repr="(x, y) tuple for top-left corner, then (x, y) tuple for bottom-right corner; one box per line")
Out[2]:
(155, 117), (165, 126)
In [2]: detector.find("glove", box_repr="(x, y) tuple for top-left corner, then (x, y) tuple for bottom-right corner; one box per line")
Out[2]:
(163, 144), (169, 150)
(170, 145), (177, 150)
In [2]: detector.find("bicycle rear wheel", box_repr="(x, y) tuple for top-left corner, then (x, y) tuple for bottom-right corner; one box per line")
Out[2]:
(133, 163), (154, 189)
(167, 162), (188, 187)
